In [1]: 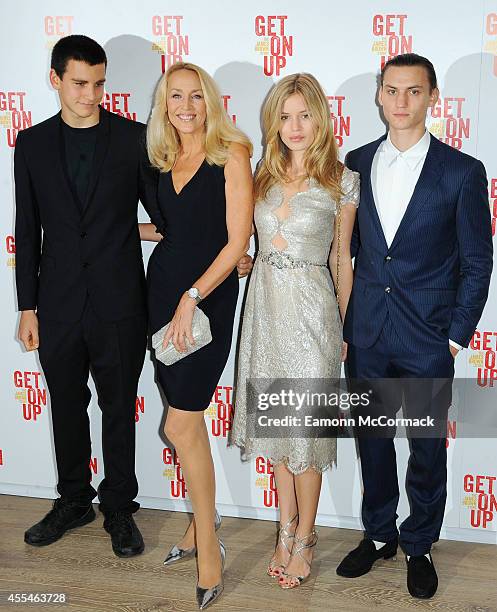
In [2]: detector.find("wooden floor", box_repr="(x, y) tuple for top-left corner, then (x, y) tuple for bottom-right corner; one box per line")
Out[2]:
(1, 495), (496, 612)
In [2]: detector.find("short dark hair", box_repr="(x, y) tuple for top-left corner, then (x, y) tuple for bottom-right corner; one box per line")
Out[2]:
(51, 35), (107, 78)
(381, 53), (437, 91)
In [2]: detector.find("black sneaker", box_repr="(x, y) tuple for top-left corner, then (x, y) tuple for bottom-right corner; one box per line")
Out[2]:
(103, 511), (144, 557)
(24, 498), (95, 546)
(336, 537), (398, 577)
(406, 553), (438, 599)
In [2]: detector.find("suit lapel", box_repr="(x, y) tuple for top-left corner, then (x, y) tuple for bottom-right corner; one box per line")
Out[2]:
(82, 106), (110, 215)
(389, 134), (445, 252)
(362, 135), (388, 251)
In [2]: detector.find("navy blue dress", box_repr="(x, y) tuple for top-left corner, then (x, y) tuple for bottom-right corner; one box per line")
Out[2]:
(146, 160), (238, 411)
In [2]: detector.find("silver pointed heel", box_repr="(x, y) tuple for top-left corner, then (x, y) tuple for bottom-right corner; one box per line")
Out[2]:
(196, 539), (226, 610)
(163, 542), (196, 566)
(163, 509), (221, 566)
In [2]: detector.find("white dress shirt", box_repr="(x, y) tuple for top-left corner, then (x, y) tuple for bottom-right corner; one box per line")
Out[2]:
(371, 129), (430, 248)
(371, 130), (462, 351)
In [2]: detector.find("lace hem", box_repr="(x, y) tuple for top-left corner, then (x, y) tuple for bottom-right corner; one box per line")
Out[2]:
(228, 436), (337, 475)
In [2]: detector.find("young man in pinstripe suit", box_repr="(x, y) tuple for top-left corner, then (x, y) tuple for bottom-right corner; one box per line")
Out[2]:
(337, 54), (493, 599)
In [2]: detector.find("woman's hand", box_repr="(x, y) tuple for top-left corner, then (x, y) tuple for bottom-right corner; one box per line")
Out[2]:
(139, 222), (163, 242)
(162, 293), (196, 352)
(341, 341), (348, 362)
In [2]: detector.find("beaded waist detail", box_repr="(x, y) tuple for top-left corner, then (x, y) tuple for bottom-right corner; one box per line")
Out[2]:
(257, 250), (327, 269)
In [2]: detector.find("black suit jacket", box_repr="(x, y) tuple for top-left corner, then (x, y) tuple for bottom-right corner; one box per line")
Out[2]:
(14, 107), (160, 323)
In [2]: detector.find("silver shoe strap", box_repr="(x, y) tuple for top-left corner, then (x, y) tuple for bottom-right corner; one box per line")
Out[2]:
(278, 513), (298, 553)
(291, 529), (318, 570)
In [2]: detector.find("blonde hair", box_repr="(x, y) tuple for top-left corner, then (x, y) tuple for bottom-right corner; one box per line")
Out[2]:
(254, 73), (342, 202)
(147, 62), (252, 171)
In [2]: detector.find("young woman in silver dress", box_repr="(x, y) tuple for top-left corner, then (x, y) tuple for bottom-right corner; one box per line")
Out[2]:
(231, 73), (359, 589)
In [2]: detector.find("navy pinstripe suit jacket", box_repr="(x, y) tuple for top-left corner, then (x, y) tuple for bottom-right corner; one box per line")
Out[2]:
(343, 133), (493, 353)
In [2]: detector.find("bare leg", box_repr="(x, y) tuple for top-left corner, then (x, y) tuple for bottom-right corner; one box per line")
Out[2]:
(268, 463), (298, 576)
(164, 407), (221, 588)
(176, 516), (195, 550)
(279, 468), (321, 587)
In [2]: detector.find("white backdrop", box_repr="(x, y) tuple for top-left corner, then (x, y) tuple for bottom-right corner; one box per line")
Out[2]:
(1, 0), (496, 546)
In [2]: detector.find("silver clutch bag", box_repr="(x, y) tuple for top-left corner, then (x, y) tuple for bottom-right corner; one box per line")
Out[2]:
(152, 306), (212, 366)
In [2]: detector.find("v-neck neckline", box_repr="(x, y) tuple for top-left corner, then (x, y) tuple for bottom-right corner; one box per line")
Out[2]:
(170, 158), (206, 196)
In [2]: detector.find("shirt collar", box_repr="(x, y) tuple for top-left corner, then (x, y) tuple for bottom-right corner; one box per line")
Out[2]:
(380, 130), (431, 170)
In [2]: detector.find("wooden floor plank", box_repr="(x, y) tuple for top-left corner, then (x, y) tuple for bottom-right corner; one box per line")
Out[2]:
(0, 495), (496, 612)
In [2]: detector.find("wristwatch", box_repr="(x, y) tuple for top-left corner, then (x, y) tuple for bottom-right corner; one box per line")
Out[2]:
(188, 287), (202, 304)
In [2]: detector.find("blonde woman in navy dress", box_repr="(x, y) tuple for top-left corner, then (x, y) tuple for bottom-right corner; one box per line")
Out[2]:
(140, 62), (253, 609)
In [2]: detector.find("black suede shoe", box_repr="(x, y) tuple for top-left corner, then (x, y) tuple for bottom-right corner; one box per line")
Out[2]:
(406, 553), (438, 599)
(336, 537), (398, 577)
(103, 511), (144, 557)
(24, 498), (95, 546)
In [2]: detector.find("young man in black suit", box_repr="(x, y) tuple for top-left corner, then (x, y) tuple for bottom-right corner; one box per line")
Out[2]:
(15, 35), (155, 557)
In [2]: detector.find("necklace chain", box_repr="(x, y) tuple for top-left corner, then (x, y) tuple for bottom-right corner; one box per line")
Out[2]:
(286, 173), (309, 183)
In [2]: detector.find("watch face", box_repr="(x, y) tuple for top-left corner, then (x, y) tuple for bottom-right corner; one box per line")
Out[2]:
(188, 288), (199, 299)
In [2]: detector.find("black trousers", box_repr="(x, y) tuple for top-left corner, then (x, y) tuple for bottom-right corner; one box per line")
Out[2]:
(38, 299), (147, 514)
(347, 318), (454, 557)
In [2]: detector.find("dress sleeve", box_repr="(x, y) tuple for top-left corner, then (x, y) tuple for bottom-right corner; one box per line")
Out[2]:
(339, 166), (360, 209)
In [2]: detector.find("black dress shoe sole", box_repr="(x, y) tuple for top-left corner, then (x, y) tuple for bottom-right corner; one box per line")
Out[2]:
(407, 574), (438, 598)
(103, 521), (145, 558)
(407, 587), (438, 599)
(336, 549), (397, 578)
(24, 506), (96, 547)
(407, 576), (438, 600)
(111, 541), (145, 558)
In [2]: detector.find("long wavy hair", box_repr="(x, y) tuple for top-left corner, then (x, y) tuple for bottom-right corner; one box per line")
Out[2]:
(254, 73), (342, 202)
(147, 62), (252, 171)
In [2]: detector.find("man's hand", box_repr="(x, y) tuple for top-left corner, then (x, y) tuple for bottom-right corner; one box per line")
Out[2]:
(237, 253), (253, 278)
(449, 344), (460, 359)
(18, 310), (39, 351)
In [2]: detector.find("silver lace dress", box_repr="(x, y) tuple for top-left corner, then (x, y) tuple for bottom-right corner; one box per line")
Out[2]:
(230, 167), (360, 474)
